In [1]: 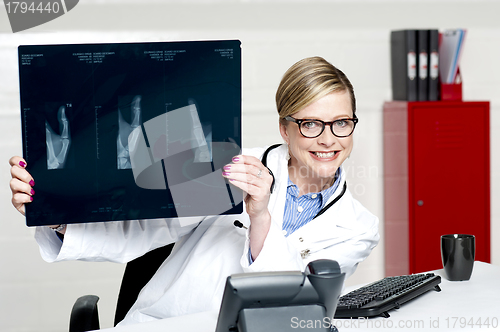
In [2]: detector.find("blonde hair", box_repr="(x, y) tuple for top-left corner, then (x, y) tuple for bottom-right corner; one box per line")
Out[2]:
(276, 57), (356, 123)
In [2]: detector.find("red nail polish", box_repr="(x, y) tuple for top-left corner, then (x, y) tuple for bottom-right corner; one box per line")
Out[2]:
(29, 180), (35, 186)
(19, 161), (26, 167)
(30, 196), (33, 202)
(31, 189), (35, 195)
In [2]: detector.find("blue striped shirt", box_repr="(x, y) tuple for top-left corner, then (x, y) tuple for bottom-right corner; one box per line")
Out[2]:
(282, 168), (341, 237)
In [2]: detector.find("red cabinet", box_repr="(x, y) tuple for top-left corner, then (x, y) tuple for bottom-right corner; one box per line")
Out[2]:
(383, 101), (490, 275)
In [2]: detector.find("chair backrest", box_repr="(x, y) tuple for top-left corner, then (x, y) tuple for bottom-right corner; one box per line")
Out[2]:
(114, 243), (175, 326)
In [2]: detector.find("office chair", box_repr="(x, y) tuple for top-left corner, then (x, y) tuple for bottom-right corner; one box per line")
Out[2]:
(69, 243), (175, 332)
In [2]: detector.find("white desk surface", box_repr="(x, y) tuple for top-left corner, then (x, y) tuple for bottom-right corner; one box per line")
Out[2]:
(99, 261), (500, 332)
(337, 261), (500, 331)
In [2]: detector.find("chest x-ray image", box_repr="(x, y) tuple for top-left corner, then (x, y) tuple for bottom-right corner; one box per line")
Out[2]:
(19, 40), (242, 226)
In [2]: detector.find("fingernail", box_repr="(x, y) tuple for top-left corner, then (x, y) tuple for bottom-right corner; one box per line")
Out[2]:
(31, 189), (35, 195)
(30, 196), (33, 202)
(222, 172), (230, 176)
(19, 161), (26, 167)
(29, 180), (35, 186)
(224, 165), (231, 170)
(232, 157), (240, 162)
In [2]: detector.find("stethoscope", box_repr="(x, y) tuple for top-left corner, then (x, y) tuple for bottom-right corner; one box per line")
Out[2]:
(233, 144), (347, 230)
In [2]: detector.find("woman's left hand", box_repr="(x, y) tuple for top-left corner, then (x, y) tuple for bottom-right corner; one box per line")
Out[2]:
(223, 155), (273, 220)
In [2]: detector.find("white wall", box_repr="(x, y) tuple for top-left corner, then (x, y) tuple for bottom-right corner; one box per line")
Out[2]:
(0, 1), (499, 331)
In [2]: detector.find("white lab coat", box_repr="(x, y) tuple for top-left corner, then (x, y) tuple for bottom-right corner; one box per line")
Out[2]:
(34, 144), (379, 325)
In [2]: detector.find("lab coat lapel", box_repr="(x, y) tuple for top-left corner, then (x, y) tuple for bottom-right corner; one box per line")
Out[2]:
(263, 144), (289, 230)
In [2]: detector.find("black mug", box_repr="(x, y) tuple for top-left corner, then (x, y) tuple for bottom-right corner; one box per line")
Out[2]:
(441, 234), (475, 281)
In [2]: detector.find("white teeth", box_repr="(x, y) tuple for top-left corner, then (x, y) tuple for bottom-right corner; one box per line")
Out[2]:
(314, 152), (336, 158)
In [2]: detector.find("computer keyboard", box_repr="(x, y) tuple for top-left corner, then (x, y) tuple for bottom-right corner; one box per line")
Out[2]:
(334, 273), (442, 318)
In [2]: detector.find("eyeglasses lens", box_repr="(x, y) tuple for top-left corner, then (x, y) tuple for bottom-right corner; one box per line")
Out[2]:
(299, 120), (355, 138)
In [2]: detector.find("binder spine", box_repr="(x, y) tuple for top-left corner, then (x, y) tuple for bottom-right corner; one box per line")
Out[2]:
(391, 30), (418, 101)
(428, 29), (440, 101)
(417, 30), (429, 101)
(406, 30), (418, 101)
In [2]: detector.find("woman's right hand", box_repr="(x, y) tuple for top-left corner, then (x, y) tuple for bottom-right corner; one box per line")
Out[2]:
(9, 156), (35, 216)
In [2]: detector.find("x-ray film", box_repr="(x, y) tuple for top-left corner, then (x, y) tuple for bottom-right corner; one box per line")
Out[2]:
(19, 40), (242, 226)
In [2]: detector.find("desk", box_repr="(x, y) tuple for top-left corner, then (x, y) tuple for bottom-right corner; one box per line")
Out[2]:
(337, 261), (499, 331)
(99, 262), (500, 332)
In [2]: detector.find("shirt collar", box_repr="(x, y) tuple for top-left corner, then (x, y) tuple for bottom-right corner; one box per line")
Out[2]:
(286, 168), (342, 207)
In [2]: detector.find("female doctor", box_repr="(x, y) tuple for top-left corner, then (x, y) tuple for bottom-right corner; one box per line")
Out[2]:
(9, 56), (379, 325)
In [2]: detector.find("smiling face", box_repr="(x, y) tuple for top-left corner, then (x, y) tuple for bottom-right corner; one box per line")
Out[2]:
(279, 90), (354, 194)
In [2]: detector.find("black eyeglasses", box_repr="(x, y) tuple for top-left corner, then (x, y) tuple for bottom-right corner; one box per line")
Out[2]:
(284, 116), (358, 138)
